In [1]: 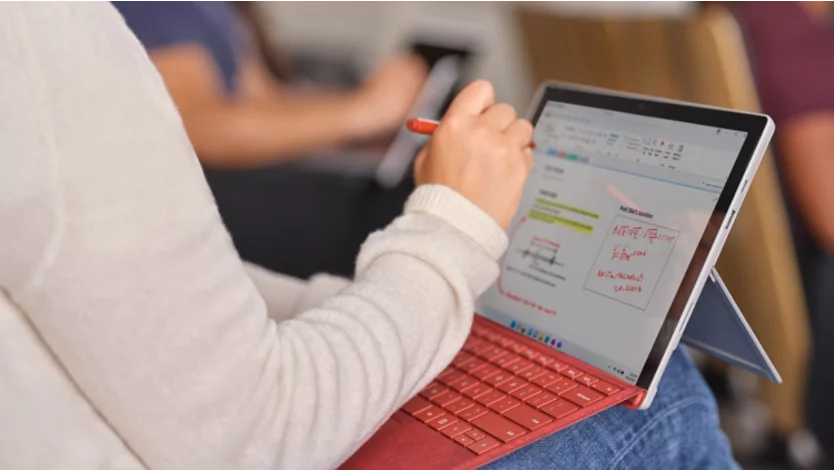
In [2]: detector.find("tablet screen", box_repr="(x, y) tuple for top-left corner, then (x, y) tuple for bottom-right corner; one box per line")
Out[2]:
(476, 95), (753, 387)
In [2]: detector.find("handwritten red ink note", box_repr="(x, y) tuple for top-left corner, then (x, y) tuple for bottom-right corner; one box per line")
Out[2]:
(585, 216), (680, 309)
(611, 244), (648, 261)
(612, 225), (677, 244)
(596, 270), (645, 282)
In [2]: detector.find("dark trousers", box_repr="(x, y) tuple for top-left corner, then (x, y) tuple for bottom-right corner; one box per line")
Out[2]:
(803, 250), (834, 455)
(203, 165), (413, 279)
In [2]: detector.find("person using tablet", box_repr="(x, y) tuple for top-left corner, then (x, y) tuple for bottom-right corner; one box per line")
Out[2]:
(0, 3), (738, 470)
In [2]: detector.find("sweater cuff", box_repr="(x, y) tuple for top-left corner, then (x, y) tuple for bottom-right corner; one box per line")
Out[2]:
(405, 185), (508, 259)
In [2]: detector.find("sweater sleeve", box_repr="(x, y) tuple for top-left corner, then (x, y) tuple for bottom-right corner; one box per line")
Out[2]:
(242, 262), (352, 323)
(0, 4), (507, 470)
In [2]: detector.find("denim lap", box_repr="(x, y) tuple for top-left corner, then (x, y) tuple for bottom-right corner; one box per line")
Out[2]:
(483, 348), (738, 470)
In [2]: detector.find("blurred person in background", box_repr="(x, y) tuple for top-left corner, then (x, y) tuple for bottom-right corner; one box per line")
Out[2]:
(113, 2), (425, 166)
(113, 1), (428, 279)
(735, 1), (834, 467)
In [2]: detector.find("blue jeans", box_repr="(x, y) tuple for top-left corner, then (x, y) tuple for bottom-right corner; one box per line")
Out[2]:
(485, 348), (739, 470)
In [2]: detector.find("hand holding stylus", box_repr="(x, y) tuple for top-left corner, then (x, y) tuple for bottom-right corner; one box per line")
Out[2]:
(411, 80), (534, 230)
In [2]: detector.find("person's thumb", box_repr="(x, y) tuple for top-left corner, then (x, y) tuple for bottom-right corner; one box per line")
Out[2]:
(445, 79), (496, 118)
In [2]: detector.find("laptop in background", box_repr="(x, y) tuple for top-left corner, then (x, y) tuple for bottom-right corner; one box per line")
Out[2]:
(295, 36), (477, 185)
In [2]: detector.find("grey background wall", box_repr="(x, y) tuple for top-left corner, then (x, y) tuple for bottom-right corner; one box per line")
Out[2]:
(255, 2), (695, 110)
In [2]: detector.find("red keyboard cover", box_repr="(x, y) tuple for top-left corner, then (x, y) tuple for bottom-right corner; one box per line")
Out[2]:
(398, 318), (643, 460)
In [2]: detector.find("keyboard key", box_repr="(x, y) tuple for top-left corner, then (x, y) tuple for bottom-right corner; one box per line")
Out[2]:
(531, 372), (561, 387)
(454, 351), (474, 362)
(428, 415), (458, 430)
(491, 354), (519, 368)
(453, 434), (475, 447)
(465, 428), (487, 441)
(578, 375), (599, 386)
(452, 352), (475, 368)
(483, 371), (514, 387)
(472, 365), (502, 380)
(511, 384), (542, 401)
(462, 383), (493, 400)
(472, 326), (489, 338)
(462, 337), (485, 353)
(548, 360), (567, 372)
(437, 366), (457, 378)
(475, 389), (507, 406)
(472, 412), (528, 442)
(432, 392), (461, 407)
(437, 366), (462, 381)
(497, 378), (528, 394)
(402, 396), (432, 415)
(562, 385), (604, 407)
(459, 358), (488, 374)
(467, 436), (501, 454)
(545, 377), (577, 395)
(477, 346), (507, 361)
(437, 370), (465, 386)
(471, 342), (495, 356)
(509, 343), (528, 355)
(488, 397), (522, 414)
(449, 375), (479, 393)
(591, 380), (621, 396)
(498, 337), (516, 348)
(520, 349), (540, 361)
(486, 331), (502, 343)
(458, 405), (489, 422)
(534, 355), (554, 367)
(414, 406), (446, 423)
(525, 391), (559, 408)
(441, 422), (472, 438)
(562, 367), (584, 380)
(420, 382), (448, 400)
(518, 365), (547, 381)
(445, 397), (476, 414)
(505, 405), (553, 430)
(505, 360), (533, 375)
(540, 399), (579, 419)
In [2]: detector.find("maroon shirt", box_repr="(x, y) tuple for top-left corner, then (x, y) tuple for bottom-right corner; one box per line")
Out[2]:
(735, 3), (834, 128)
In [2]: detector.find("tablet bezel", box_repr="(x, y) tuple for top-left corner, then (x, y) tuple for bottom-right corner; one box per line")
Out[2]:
(527, 83), (770, 390)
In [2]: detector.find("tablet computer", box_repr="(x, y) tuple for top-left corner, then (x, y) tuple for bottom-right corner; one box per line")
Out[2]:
(343, 82), (775, 469)
(476, 81), (774, 408)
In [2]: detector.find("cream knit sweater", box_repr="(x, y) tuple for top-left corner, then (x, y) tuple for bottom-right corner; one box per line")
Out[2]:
(0, 4), (507, 469)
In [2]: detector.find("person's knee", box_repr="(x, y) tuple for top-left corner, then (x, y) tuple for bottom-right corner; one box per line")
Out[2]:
(612, 380), (734, 470)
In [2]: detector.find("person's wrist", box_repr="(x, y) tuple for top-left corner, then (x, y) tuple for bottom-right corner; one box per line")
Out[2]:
(343, 90), (380, 139)
(405, 184), (509, 259)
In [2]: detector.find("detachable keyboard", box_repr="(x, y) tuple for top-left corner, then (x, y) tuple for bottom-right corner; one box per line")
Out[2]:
(399, 323), (626, 455)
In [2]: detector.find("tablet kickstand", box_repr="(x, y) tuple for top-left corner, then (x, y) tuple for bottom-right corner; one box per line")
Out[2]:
(682, 268), (781, 383)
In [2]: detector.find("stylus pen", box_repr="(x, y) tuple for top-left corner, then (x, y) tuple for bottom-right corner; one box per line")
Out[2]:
(406, 118), (537, 149)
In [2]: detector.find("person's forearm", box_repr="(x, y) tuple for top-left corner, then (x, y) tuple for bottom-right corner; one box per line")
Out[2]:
(242, 262), (351, 323)
(182, 92), (370, 168)
(20, 178), (505, 470)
